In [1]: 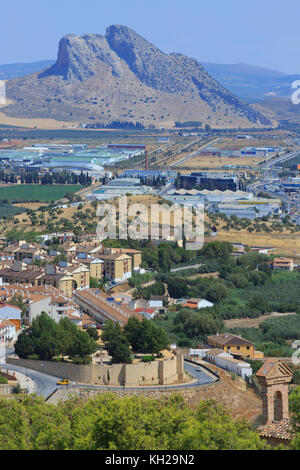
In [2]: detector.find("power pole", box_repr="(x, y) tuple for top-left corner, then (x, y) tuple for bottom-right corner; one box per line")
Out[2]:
(145, 148), (149, 171)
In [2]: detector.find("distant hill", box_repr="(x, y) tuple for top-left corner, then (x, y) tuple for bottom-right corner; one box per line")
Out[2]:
(2, 25), (271, 129)
(0, 60), (54, 80)
(202, 62), (300, 102)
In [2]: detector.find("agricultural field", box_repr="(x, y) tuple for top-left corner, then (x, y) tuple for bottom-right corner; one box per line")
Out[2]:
(211, 137), (290, 150)
(177, 155), (262, 169)
(0, 184), (84, 203)
(207, 214), (300, 258)
(0, 202), (26, 217)
(213, 229), (300, 258)
(230, 270), (300, 307)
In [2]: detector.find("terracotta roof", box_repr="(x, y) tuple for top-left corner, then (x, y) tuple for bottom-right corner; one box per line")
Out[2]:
(114, 248), (142, 254)
(273, 257), (293, 263)
(256, 359), (293, 378)
(258, 419), (293, 441)
(0, 269), (44, 280)
(135, 308), (155, 314)
(207, 333), (254, 347)
(81, 314), (97, 325)
(0, 319), (15, 328)
(99, 253), (131, 261)
(28, 294), (51, 303)
(0, 303), (22, 311)
(206, 348), (227, 357)
(75, 289), (142, 325)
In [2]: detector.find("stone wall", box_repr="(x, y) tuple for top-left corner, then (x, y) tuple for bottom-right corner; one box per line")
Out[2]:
(7, 352), (185, 386)
(7, 357), (94, 384)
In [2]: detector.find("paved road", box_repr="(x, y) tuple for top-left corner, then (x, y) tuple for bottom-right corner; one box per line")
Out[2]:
(0, 361), (61, 398)
(171, 138), (220, 167)
(1, 360), (216, 397)
(184, 362), (216, 385)
(263, 150), (299, 169)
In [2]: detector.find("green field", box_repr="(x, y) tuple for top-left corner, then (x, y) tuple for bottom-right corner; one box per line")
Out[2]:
(281, 154), (300, 168)
(0, 184), (83, 202)
(230, 270), (300, 305)
(0, 203), (26, 217)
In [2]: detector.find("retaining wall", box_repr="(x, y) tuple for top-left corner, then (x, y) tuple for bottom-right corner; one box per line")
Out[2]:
(7, 353), (185, 386)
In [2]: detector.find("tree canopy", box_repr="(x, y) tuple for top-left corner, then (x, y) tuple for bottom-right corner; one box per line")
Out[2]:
(0, 394), (268, 450)
(15, 313), (98, 361)
(124, 317), (170, 356)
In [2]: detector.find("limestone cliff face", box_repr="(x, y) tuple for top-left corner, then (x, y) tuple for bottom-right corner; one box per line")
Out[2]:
(5, 25), (271, 127)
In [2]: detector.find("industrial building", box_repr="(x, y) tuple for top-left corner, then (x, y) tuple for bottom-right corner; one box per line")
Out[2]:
(232, 149), (267, 158)
(86, 179), (154, 201)
(165, 188), (256, 209)
(121, 170), (177, 180)
(212, 200), (281, 220)
(179, 172), (241, 192)
(107, 144), (145, 151)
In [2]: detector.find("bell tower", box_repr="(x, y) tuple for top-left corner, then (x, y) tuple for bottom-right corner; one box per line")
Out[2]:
(256, 359), (293, 425)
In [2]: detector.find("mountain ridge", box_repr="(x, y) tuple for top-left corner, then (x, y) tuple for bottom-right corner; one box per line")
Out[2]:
(3, 25), (272, 128)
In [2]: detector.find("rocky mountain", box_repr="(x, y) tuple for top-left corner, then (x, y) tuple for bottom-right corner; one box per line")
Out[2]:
(4, 25), (271, 128)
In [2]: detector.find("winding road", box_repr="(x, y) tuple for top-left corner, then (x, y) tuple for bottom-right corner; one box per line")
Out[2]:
(1, 357), (217, 398)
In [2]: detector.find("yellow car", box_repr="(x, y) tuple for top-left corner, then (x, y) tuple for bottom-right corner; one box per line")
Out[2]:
(56, 379), (70, 386)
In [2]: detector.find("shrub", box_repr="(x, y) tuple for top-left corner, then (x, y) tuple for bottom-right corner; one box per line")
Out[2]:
(27, 354), (39, 360)
(11, 384), (22, 394)
(141, 356), (155, 362)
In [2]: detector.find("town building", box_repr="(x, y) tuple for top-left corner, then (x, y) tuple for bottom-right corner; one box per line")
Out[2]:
(0, 320), (16, 343)
(105, 248), (142, 273)
(74, 289), (142, 326)
(100, 253), (132, 282)
(182, 298), (214, 309)
(0, 303), (22, 331)
(271, 257), (294, 271)
(205, 348), (252, 379)
(207, 333), (264, 359)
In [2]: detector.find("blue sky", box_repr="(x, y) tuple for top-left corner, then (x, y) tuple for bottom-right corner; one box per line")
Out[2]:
(1, 0), (299, 73)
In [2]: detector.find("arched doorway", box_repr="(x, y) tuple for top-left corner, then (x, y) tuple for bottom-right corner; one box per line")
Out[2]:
(274, 390), (284, 421)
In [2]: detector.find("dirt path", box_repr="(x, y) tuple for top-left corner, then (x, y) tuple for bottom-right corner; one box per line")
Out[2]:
(224, 312), (296, 329)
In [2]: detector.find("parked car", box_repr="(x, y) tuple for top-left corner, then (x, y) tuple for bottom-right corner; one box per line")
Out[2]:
(57, 379), (70, 386)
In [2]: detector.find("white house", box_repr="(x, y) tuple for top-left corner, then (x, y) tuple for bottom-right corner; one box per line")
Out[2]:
(183, 298), (214, 309)
(0, 303), (22, 330)
(135, 308), (156, 320)
(205, 348), (252, 379)
(0, 320), (16, 343)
